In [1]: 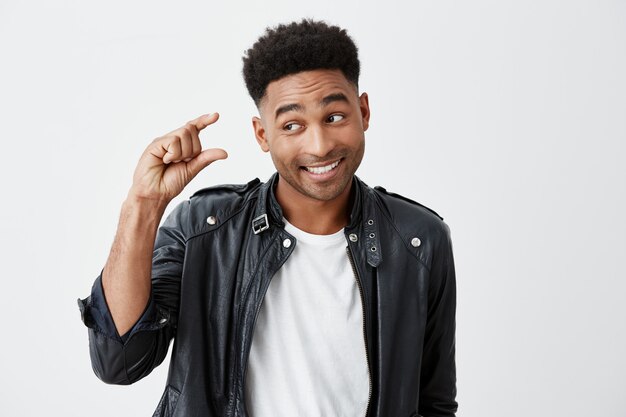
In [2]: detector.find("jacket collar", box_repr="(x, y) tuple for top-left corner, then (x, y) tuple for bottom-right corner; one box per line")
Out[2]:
(251, 172), (283, 232)
(251, 172), (382, 267)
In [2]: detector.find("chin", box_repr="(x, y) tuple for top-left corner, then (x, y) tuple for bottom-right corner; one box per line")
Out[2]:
(297, 176), (353, 202)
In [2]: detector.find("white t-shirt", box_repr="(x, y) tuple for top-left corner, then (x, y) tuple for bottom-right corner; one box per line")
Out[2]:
(244, 219), (370, 417)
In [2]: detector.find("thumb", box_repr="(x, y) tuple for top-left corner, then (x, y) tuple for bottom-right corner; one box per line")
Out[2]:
(186, 148), (228, 177)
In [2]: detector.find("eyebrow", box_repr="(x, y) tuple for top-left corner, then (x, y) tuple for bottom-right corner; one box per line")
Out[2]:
(275, 103), (303, 119)
(320, 92), (349, 107)
(274, 92), (350, 119)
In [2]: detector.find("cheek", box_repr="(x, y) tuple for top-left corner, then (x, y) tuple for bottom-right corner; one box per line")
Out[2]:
(269, 145), (293, 169)
(270, 140), (301, 164)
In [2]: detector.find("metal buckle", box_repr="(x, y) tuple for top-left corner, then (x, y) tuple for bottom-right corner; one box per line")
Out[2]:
(252, 213), (269, 235)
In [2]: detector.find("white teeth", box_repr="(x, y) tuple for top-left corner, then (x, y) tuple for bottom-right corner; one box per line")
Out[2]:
(305, 160), (340, 174)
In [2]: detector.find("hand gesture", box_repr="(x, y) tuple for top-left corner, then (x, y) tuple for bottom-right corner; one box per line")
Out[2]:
(129, 113), (228, 204)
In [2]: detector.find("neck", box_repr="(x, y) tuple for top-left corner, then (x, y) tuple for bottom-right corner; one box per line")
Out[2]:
(275, 176), (354, 235)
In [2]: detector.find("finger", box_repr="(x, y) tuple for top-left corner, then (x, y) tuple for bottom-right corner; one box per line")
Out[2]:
(177, 129), (194, 161)
(188, 125), (202, 160)
(162, 137), (182, 164)
(190, 112), (220, 132)
(186, 148), (228, 177)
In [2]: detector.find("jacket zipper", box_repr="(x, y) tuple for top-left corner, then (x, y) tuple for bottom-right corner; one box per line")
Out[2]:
(237, 234), (293, 415)
(346, 245), (372, 417)
(236, 239), (372, 416)
(241, 272), (274, 389)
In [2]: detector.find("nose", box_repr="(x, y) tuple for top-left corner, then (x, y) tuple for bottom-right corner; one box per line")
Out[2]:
(303, 124), (334, 157)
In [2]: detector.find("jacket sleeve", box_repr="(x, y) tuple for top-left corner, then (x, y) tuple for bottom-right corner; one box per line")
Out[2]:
(418, 221), (458, 416)
(77, 199), (190, 385)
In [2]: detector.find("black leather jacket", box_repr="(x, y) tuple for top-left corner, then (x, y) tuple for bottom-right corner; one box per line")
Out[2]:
(78, 173), (458, 417)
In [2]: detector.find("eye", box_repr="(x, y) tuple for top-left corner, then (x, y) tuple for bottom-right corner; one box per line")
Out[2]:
(284, 122), (303, 131)
(327, 114), (344, 123)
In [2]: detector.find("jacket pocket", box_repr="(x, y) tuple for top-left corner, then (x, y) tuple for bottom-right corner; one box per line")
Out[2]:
(152, 385), (181, 417)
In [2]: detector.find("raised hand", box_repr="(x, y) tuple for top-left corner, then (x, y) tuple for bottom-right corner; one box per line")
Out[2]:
(129, 112), (228, 204)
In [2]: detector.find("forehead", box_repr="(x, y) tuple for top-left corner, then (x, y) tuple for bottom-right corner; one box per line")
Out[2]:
(260, 69), (357, 116)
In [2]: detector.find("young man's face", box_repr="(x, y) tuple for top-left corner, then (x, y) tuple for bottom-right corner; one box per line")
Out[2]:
(252, 69), (370, 203)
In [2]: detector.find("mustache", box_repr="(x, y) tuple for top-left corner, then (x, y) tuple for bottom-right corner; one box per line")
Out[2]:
(296, 150), (347, 167)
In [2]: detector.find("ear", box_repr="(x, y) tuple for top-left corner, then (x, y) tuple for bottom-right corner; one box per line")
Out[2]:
(358, 92), (370, 131)
(252, 116), (270, 152)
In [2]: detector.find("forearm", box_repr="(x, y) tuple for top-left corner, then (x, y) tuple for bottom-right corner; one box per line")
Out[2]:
(102, 192), (168, 336)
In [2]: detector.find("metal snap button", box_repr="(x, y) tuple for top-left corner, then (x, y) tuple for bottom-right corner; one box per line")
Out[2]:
(206, 216), (217, 225)
(411, 237), (421, 247)
(159, 317), (168, 324)
(283, 238), (292, 248)
(349, 233), (358, 242)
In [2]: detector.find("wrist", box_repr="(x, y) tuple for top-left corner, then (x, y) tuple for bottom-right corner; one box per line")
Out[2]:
(126, 188), (170, 212)
(123, 191), (169, 222)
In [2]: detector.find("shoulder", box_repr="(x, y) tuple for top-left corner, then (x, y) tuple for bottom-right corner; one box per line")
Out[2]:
(163, 178), (262, 240)
(187, 177), (262, 217)
(189, 177), (262, 202)
(371, 185), (446, 232)
(372, 185), (444, 221)
(369, 184), (452, 261)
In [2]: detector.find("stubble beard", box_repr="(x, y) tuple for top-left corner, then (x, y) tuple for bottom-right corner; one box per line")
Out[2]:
(275, 142), (365, 202)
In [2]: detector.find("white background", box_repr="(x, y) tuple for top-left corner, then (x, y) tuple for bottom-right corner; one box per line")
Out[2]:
(1, 0), (624, 416)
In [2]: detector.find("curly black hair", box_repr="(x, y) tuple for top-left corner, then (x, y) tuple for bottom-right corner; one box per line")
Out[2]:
(242, 19), (360, 107)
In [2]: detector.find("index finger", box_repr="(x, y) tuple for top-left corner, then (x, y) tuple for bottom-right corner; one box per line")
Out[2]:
(190, 112), (220, 131)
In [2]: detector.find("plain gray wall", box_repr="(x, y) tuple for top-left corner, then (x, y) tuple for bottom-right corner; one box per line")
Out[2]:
(0, 0), (624, 415)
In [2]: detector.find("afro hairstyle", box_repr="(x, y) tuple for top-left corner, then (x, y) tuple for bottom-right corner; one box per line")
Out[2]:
(242, 19), (360, 107)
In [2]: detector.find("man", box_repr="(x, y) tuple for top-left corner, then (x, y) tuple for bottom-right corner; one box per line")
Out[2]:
(78, 19), (458, 417)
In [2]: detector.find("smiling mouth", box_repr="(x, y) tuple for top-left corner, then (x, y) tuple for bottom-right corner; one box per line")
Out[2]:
(301, 159), (342, 175)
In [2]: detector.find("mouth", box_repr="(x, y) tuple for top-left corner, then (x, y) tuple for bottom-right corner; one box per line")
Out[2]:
(301, 159), (342, 175)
